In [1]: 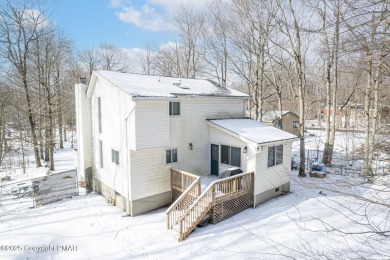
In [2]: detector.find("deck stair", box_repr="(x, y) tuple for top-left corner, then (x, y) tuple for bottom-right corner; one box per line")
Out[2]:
(166, 169), (254, 241)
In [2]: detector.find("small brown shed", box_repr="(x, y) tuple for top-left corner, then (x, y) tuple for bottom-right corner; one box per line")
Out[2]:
(262, 111), (299, 136)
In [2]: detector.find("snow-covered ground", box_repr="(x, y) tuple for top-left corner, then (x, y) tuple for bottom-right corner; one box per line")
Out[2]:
(0, 133), (389, 259)
(1, 173), (389, 260)
(0, 145), (76, 185)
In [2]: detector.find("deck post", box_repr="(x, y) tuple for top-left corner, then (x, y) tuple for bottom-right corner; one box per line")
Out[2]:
(181, 172), (184, 192)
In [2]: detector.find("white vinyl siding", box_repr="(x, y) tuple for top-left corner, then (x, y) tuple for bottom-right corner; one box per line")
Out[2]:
(75, 83), (93, 178)
(128, 97), (245, 200)
(90, 76), (134, 199)
(135, 101), (169, 150)
(255, 142), (291, 195)
(169, 97), (245, 175)
(130, 148), (171, 200)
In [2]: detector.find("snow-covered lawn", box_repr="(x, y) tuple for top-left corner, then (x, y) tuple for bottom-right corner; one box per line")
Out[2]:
(0, 145), (76, 185)
(0, 171), (389, 260)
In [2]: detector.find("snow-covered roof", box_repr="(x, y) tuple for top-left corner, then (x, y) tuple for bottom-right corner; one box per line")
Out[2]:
(208, 118), (298, 144)
(262, 110), (298, 122)
(92, 70), (249, 98)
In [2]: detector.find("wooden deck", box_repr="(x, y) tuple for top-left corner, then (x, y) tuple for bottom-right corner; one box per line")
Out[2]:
(166, 169), (254, 241)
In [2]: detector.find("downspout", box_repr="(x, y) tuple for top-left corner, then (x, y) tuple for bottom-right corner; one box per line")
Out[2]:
(125, 105), (136, 215)
(243, 99), (246, 117)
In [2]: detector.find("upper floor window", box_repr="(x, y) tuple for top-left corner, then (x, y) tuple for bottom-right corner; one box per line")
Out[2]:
(268, 145), (283, 167)
(99, 140), (103, 168)
(169, 102), (180, 116)
(221, 145), (241, 167)
(166, 149), (178, 164)
(97, 97), (102, 133)
(111, 149), (119, 165)
(293, 121), (299, 128)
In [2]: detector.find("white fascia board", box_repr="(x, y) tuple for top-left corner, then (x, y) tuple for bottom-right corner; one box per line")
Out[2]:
(86, 72), (98, 99)
(132, 97), (178, 101)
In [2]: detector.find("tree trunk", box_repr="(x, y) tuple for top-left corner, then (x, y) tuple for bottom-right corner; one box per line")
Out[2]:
(16, 107), (26, 174)
(363, 62), (372, 176)
(322, 79), (332, 164)
(48, 102), (54, 171)
(58, 87), (64, 149)
(327, 7), (340, 165)
(22, 77), (42, 168)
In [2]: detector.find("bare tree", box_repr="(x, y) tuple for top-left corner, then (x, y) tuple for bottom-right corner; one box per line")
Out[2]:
(202, 0), (230, 84)
(0, 82), (11, 166)
(173, 3), (205, 78)
(78, 48), (100, 80)
(273, 0), (310, 177)
(228, 0), (275, 121)
(341, 0), (390, 176)
(310, 0), (342, 165)
(136, 42), (156, 75)
(155, 43), (182, 77)
(0, 0), (52, 168)
(98, 43), (130, 72)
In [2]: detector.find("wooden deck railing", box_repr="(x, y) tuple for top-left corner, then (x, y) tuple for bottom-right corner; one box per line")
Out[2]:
(177, 182), (214, 241)
(170, 168), (200, 202)
(212, 171), (254, 223)
(166, 169), (201, 230)
(176, 171), (254, 241)
(214, 171), (254, 201)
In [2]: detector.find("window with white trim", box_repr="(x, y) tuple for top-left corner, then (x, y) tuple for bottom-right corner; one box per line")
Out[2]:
(221, 145), (241, 167)
(169, 102), (180, 116)
(99, 140), (103, 168)
(97, 97), (102, 133)
(111, 149), (119, 165)
(268, 145), (283, 167)
(166, 149), (178, 163)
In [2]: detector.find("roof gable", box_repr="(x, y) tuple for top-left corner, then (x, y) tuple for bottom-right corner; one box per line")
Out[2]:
(262, 111), (299, 122)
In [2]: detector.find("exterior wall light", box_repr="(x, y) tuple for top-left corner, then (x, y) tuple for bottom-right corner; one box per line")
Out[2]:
(243, 146), (247, 153)
(189, 143), (193, 150)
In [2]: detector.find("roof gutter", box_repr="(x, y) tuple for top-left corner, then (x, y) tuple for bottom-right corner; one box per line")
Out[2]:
(131, 95), (251, 101)
(257, 137), (300, 146)
(132, 97), (177, 101)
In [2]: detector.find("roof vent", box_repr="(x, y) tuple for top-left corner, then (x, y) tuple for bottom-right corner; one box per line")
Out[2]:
(173, 82), (190, 89)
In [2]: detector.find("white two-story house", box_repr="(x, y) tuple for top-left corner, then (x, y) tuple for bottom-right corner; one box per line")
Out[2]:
(75, 70), (297, 216)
